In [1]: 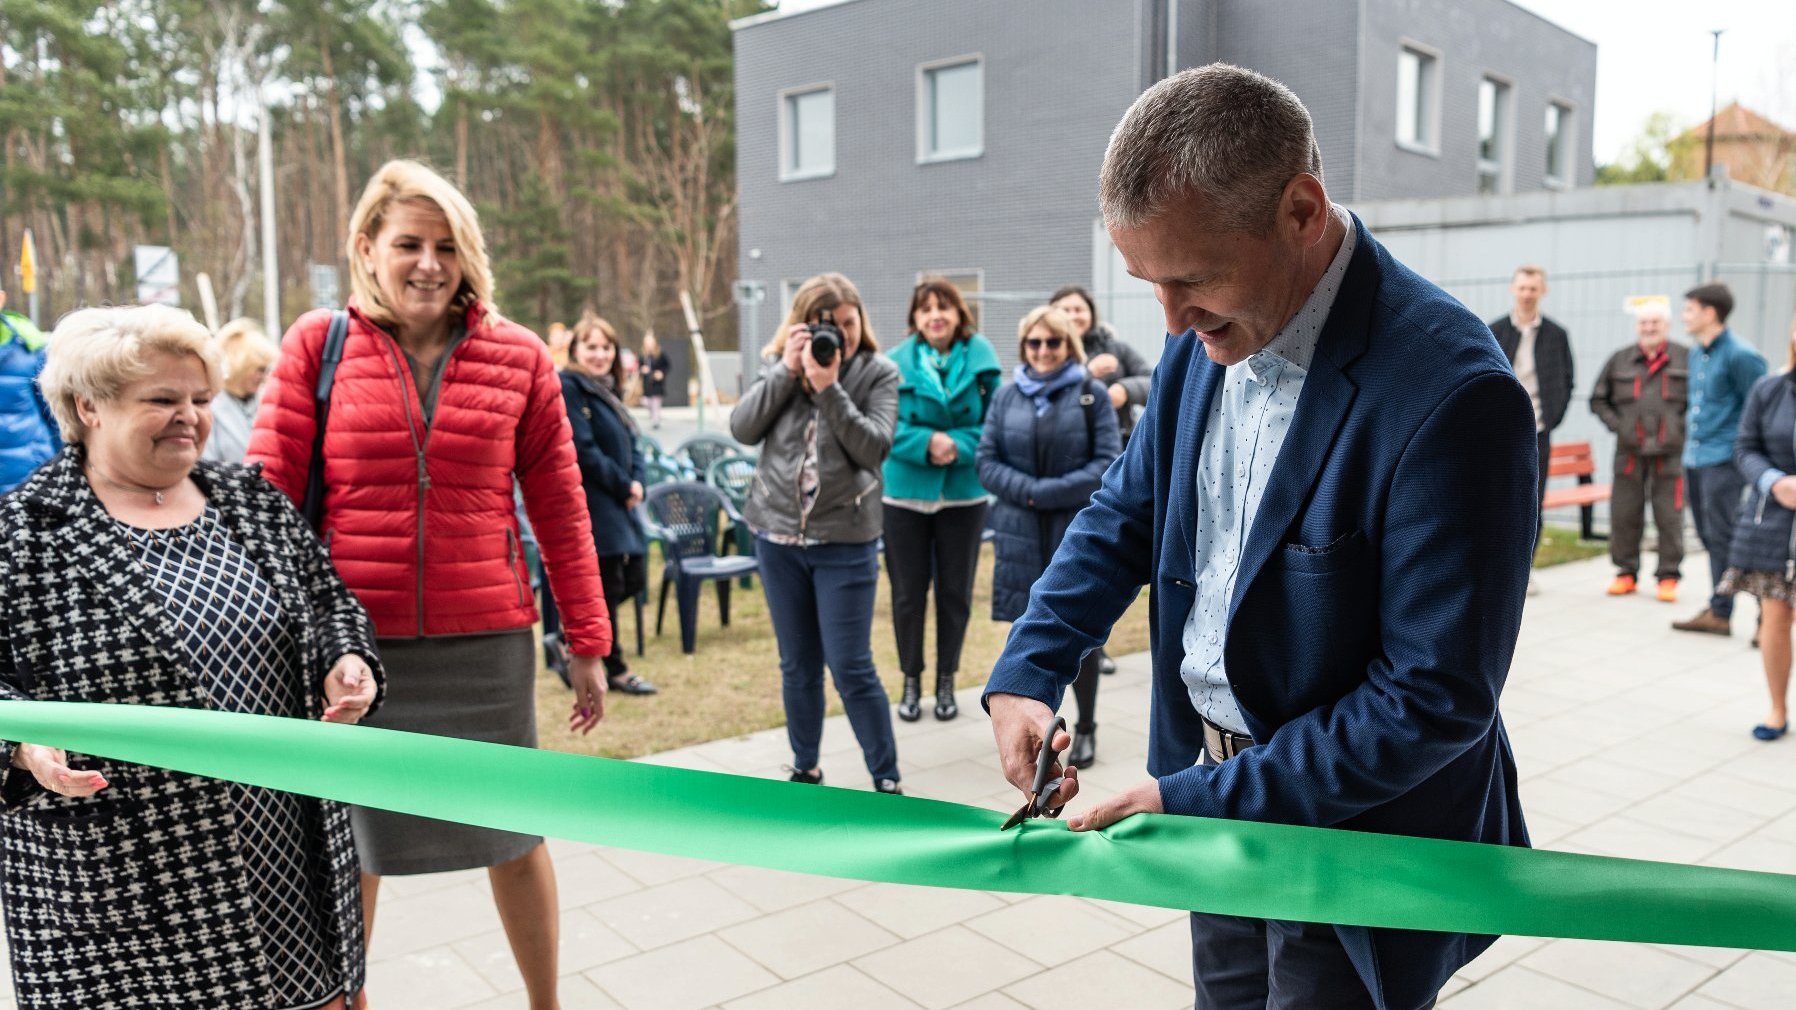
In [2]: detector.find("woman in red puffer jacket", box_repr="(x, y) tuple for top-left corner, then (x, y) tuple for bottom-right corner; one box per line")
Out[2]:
(249, 159), (608, 1010)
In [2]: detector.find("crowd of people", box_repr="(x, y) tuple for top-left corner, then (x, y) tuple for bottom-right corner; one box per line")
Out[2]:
(0, 61), (1791, 1010)
(0, 147), (1150, 1007)
(1502, 270), (1796, 741)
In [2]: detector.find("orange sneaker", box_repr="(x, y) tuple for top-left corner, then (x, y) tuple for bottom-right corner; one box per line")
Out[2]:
(1656, 578), (1679, 603)
(1606, 574), (1637, 596)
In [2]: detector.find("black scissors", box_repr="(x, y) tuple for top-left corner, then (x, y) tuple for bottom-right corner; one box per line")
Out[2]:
(1001, 717), (1068, 831)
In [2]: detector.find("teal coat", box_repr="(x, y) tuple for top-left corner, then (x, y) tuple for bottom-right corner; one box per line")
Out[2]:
(884, 334), (1002, 502)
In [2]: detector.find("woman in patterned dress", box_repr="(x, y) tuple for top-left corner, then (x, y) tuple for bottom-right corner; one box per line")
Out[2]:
(0, 303), (384, 1009)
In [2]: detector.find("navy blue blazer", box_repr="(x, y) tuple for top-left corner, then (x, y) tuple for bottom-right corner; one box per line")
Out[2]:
(984, 216), (1536, 1010)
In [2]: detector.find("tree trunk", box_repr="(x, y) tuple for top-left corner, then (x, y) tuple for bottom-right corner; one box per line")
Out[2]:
(320, 28), (350, 269)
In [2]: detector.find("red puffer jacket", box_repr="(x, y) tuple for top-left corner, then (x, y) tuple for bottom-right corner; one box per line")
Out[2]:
(248, 300), (612, 657)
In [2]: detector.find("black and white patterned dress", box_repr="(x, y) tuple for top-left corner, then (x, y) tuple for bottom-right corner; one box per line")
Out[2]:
(123, 506), (339, 1010)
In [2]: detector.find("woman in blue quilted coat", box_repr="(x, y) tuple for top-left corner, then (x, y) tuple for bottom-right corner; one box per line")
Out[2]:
(976, 305), (1119, 768)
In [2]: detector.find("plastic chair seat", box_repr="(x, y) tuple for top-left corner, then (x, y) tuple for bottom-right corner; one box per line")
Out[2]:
(683, 555), (760, 578)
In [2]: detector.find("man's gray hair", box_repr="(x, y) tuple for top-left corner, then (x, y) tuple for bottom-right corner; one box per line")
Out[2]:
(1099, 64), (1323, 233)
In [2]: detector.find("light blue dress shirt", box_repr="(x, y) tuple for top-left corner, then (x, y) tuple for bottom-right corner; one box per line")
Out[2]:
(1180, 209), (1358, 735)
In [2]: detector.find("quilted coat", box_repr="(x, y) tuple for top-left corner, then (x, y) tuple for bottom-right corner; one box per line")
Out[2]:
(248, 301), (611, 657)
(976, 373), (1120, 622)
(0, 311), (55, 493)
(0, 449), (385, 1009)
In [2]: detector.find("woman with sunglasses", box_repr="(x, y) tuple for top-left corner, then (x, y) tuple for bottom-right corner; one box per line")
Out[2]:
(976, 305), (1120, 768)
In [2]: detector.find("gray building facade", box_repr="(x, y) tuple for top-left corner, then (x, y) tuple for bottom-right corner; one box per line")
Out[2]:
(731, 0), (1597, 377)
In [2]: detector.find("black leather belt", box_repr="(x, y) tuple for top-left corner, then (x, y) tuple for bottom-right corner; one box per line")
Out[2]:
(1202, 718), (1257, 762)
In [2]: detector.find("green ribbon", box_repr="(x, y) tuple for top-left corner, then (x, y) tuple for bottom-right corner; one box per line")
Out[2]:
(4, 701), (1794, 950)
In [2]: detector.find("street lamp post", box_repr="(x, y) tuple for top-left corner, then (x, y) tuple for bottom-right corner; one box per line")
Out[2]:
(1704, 28), (1725, 180)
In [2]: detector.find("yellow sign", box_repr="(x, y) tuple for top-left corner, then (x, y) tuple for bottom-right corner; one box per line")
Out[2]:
(18, 229), (35, 295)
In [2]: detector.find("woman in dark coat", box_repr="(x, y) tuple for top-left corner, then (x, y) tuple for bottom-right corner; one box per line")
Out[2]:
(561, 313), (656, 695)
(976, 305), (1119, 768)
(2, 304), (383, 1010)
(639, 332), (670, 430)
(1720, 318), (1796, 741)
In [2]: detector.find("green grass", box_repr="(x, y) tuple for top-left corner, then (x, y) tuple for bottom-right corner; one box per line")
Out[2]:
(1534, 524), (1607, 568)
(535, 543), (1154, 760)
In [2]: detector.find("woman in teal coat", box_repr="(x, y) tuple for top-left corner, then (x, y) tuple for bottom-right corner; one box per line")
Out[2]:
(884, 277), (1002, 722)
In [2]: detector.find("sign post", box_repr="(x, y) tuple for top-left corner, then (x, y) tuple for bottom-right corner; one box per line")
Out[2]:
(309, 264), (340, 310)
(134, 245), (181, 306)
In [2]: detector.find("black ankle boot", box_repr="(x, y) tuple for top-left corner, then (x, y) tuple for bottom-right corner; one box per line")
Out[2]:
(1069, 723), (1097, 769)
(934, 673), (958, 721)
(898, 675), (923, 722)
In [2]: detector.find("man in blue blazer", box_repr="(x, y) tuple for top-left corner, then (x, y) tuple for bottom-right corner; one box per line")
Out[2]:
(983, 65), (1536, 1010)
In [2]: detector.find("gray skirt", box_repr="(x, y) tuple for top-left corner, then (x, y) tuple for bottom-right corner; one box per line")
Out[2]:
(351, 630), (543, 876)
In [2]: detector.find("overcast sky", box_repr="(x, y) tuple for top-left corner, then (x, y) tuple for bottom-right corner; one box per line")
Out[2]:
(766, 0), (1796, 164)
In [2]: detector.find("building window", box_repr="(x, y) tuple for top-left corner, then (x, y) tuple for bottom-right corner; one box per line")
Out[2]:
(779, 85), (834, 181)
(1545, 101), (1573, 187)
(919, 270), (983, 328)
(1395, 43), (1439, 154)
(1477, 77), (1509, 194)
(780, 278), (808, 320)
(918, 57), (983, 163)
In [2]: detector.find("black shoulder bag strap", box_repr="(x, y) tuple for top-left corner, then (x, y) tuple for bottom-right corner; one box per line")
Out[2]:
(301, 310), (350, 532)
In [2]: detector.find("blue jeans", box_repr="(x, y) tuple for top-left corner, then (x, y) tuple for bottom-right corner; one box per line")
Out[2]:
(757, 538), (900, 782)
(1686, 462), (1745, 618)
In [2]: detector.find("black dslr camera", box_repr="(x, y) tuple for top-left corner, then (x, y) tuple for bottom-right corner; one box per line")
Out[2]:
(808, 309), (843, 367)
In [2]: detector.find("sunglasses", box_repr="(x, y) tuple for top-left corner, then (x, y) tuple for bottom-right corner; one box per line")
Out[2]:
(1024, 337), (1065, 351)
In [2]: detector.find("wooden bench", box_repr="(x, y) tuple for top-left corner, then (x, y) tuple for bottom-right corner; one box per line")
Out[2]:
(1541, 441), (1611, 541)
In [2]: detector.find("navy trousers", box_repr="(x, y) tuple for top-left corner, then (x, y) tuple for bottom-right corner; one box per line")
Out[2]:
(758, 538), (900, 782)
(1190, 913), (1434, 1010)
(1686, 462), (1745, 618)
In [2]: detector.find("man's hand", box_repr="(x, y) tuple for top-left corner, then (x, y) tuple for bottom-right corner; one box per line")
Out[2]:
(1065, 778), (1163, 832)
(927, 431), (958, 466)
(988, 693), (1078, 812)
(1773, 475), (1796, 511)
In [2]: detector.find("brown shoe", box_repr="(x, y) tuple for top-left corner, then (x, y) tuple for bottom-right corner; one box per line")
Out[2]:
(1671, 608), (1732, 636)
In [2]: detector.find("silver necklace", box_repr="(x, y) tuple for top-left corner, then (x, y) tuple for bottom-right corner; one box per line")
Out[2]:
(90, 465), (178, 506)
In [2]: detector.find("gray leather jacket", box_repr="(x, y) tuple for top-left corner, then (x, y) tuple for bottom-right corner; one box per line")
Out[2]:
(730, 350), (899, 544)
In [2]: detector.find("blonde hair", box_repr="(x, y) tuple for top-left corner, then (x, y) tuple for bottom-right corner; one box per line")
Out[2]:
(39, 304), (224, 444)
(215, 317), (277, 390)
(765, 273), (879, 357)
(347, 160), (494, 329)
(1016, 305), (1087, 363)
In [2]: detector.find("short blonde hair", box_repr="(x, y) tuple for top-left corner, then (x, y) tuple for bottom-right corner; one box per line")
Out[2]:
(39, 305), (224, 444)
(1016, 305), (1086, 363)
(216, 317), (277, 386)
(347, 160), (494, 329)
(765, 273), (880, 357)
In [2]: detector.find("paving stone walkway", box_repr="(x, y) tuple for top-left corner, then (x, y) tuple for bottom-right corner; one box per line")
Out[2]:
(5, 550), (1793, 1009)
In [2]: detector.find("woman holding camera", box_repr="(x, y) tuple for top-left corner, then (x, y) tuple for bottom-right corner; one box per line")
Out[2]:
(731, 273), (903, 793)
(977, 306), (1120, 768)
(884, 278), (1002, 723)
